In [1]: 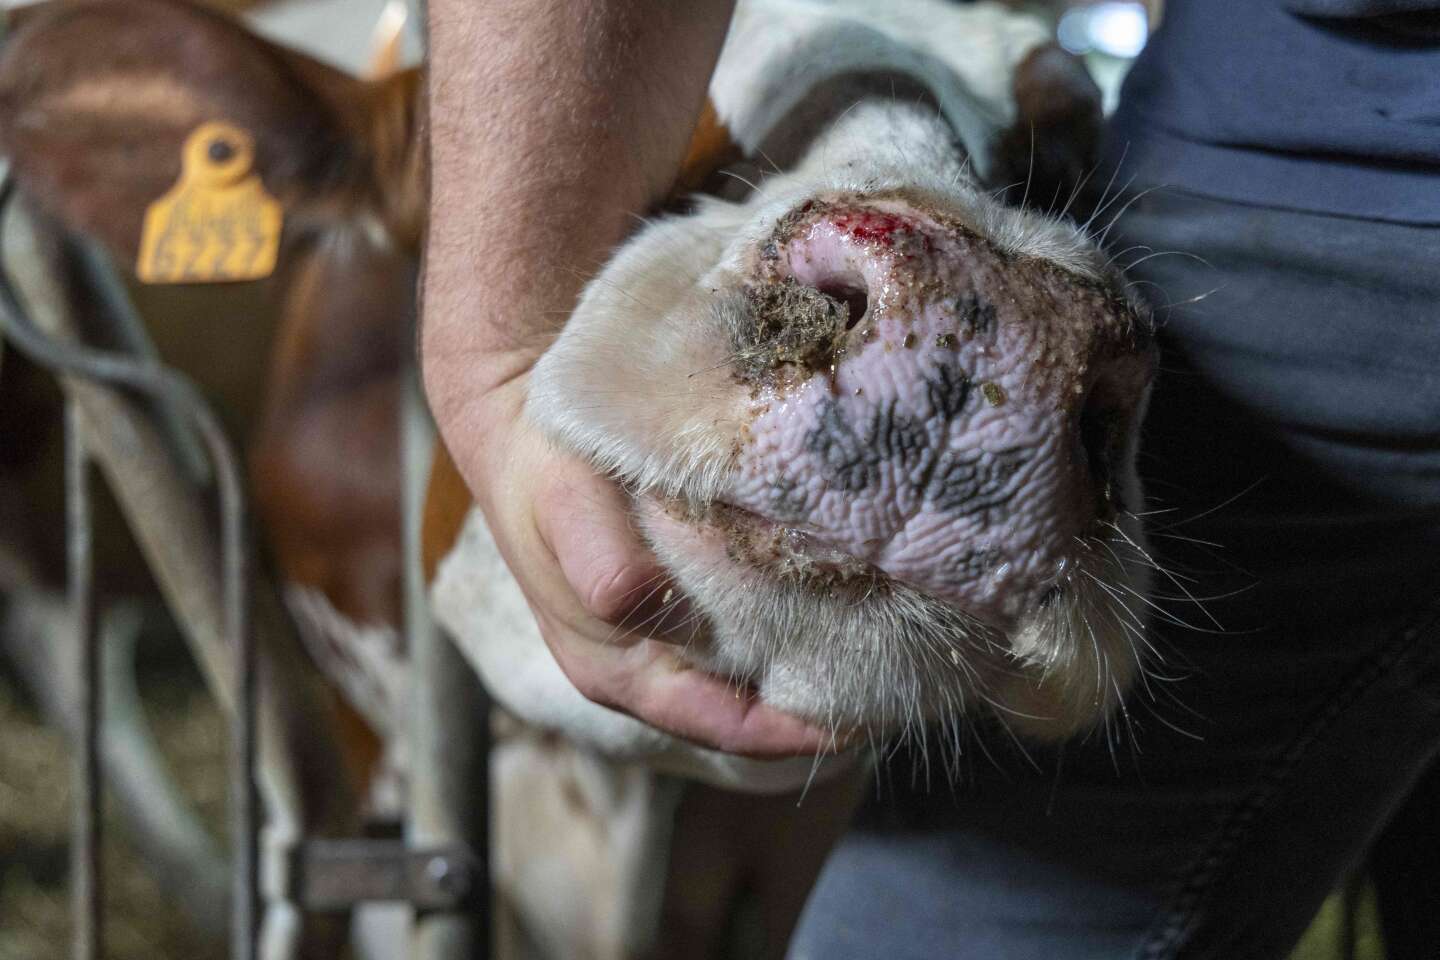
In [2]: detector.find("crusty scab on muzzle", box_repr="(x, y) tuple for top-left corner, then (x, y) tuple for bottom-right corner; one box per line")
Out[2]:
(728, 279), (854, 380)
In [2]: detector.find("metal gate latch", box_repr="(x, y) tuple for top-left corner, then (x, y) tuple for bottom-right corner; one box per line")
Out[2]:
(277, 839), (482, 912)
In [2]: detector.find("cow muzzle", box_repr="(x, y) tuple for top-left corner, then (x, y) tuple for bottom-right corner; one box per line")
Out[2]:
(677, 194), (1156, 633)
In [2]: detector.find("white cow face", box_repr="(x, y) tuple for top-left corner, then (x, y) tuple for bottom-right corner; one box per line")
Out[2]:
(530, 101), (1156, 746)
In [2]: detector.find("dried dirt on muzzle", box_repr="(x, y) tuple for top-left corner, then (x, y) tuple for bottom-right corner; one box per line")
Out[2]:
(736, 193), (1152, 410)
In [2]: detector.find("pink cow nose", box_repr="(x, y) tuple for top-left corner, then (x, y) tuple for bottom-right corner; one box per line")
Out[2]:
(720, 196), (1154, 627)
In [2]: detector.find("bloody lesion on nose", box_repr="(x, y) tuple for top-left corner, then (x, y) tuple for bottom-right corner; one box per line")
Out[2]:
(828, 209), (935, 254)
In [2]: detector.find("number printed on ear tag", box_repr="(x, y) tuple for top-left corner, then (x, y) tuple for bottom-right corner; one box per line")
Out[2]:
(137, 121), (283, 283)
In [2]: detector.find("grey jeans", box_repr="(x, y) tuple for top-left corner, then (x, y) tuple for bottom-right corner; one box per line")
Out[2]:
(786, 190), (1440, 959)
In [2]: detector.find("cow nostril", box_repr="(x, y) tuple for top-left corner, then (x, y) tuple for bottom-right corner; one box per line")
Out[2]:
(812, 276), (864, 332)
(1079, 374), (1130, 510)
(815, 278), (868, 330)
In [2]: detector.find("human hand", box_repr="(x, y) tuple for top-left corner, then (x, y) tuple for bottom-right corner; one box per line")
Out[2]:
(422, 365), (837, 758)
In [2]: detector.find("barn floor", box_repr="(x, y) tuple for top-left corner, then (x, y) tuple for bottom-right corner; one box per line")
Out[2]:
(0, 658), (225, 960)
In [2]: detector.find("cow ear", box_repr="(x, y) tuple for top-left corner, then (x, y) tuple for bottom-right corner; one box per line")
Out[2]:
(0, 0), (386, 267)
(988, 44), (1104, 220)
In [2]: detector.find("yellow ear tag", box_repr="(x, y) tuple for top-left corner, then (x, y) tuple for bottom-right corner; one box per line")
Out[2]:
(137, 122), (283, 283)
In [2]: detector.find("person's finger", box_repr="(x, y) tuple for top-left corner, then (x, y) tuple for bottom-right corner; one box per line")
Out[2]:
(625, 650), (849, 758)
(533, 454), (698, 643)
(461, 390), (838, 756)
(541, 626), (846, 758)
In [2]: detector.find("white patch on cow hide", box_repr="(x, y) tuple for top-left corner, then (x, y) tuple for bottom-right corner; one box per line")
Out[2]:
(714, 0), (1051, 178)
(283, 583), (407, 737)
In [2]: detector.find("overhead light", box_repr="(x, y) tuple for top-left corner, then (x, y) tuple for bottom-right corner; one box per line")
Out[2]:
(1058, 2), (1149, 59)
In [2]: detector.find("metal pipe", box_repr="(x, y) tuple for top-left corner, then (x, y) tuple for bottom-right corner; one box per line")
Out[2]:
(230, 444), (258, 960)
(402, 369), (490, 960)
(67, 400), (103, 960)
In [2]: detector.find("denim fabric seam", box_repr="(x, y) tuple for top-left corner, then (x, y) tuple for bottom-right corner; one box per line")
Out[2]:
(1135, 595), (1440, 960)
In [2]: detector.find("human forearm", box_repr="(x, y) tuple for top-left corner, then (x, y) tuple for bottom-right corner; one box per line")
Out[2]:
(422, 0), (735, 410)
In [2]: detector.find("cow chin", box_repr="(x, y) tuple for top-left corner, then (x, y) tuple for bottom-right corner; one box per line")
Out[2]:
(632, 486), (1153, 745)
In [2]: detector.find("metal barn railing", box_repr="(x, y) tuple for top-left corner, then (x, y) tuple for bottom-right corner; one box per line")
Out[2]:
(0, 174), (491, 960)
